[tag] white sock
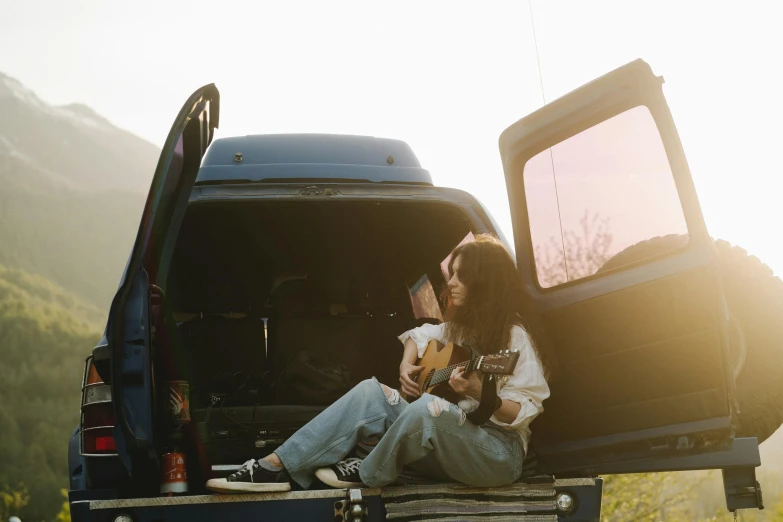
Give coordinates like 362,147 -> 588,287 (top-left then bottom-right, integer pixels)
258,458 -> 284,472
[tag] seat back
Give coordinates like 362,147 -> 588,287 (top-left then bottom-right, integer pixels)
266,276 -> 414,390
179,316 -> 266,403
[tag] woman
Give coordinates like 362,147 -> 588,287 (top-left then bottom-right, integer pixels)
206,234 -> 552,493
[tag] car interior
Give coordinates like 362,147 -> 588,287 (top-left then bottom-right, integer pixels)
154,199 -> 474,489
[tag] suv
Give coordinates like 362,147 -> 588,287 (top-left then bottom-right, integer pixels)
68,59 -> 769,521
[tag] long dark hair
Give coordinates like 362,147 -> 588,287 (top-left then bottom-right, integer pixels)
442,234 -> 555,378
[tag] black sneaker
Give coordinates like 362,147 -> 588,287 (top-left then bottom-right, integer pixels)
206,459 -> 291,494
315,458 -> 364,488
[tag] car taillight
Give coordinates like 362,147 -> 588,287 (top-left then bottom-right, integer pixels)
84,428 -> 118,453
86,361 -> 103,385
80,355 -> 117,456
82,402 -> 114,429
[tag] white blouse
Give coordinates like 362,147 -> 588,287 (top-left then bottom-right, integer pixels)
398,322 -> 550,454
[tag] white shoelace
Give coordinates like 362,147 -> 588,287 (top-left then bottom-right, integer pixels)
236,459 -> 257,481
336,458 -> 362,476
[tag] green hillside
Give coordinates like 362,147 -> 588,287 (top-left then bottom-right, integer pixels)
0,152 -> 145,313
0,72 -> 156,521
0,264 -> 102,521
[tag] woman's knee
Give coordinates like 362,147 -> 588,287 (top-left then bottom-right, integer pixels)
377,383 -> 401,405
354,378 -> 377,392
352,379 -> 400,405
403,395 -> 466,426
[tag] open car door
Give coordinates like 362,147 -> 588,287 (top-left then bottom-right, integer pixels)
106,85 -> 219,483
500,60 -> 737,474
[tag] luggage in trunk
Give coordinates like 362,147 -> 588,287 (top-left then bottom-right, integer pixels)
191,404 -> 326,474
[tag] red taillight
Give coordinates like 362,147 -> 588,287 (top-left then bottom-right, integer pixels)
83,427 -> 117,454
94,435 -> 117,452
81,356 -> 117,455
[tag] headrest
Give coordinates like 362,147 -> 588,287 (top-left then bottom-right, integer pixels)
270,278 -> 329,317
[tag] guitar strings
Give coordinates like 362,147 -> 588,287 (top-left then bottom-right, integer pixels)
427,353 -> 513,387
429,361 -> 471,386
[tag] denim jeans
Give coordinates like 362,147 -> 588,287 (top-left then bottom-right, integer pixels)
275,378 -> 524,489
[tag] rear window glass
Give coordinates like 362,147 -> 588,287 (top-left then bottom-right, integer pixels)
523,105 -> 688,288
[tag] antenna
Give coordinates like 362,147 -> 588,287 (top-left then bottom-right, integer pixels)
527,0 -> 570,281
528,0 -> 548,105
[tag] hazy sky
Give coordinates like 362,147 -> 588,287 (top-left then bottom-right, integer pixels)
1,0 -> 781,275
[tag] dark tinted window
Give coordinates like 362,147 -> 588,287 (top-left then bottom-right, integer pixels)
523,106 -> 688,288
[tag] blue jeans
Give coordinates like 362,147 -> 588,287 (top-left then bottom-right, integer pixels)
275,378 -> 524,489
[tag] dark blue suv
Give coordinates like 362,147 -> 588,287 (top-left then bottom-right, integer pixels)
68,59 -> 767,521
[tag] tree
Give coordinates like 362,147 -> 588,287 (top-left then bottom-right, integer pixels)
55,489 -> 71,522
0,485 -> 29,521
0,265 -> 102,521
534,210 -> 613,286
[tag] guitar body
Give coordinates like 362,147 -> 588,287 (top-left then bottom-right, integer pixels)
404,340 -> 472,403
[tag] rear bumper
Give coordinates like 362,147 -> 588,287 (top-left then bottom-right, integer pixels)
72,478 -> 602,521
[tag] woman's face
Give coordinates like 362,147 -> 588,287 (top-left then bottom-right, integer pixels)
447,255 -> 467,307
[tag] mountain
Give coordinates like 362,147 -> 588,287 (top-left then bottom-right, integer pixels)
0,72 -> 160,311
0,73 -> 159,193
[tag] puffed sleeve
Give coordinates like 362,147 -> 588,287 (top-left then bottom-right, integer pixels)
490,326 -> 550,430
398,322 -> 448,358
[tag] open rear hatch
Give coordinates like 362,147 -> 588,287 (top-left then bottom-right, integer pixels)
499,59 -> 740,475
104,84 -> 219,492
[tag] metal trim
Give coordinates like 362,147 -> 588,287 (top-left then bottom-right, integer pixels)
79,355 -> 118,457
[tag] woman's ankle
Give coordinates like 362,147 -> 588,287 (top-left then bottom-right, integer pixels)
264,453 -> 284,469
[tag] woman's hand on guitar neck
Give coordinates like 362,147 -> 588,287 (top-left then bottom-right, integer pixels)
449,366 -> 482,400
399,361 -> 424,398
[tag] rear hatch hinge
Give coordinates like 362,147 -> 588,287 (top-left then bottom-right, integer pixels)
334,488 -> 367,521
723,466 -> 764,513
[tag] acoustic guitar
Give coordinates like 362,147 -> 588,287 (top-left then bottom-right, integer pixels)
401,340 -> 520,403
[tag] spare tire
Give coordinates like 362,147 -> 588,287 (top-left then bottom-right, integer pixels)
598,235 -> 783,443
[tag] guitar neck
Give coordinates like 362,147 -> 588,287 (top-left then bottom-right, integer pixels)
428,359 -> 477,388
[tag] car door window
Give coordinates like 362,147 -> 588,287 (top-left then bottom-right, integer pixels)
523,105 -> 688,288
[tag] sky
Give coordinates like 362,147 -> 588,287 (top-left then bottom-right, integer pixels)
1,0 -> 782,276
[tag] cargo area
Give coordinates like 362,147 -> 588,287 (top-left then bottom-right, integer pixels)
154,198 -> 476,493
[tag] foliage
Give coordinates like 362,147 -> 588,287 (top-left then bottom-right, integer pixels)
0,264 -> 101,521
600,470 -> 783,521
533,210 -> 613,286
601,472 -> 707,521
0,485 -> 29,521
55,489 -> 71,522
